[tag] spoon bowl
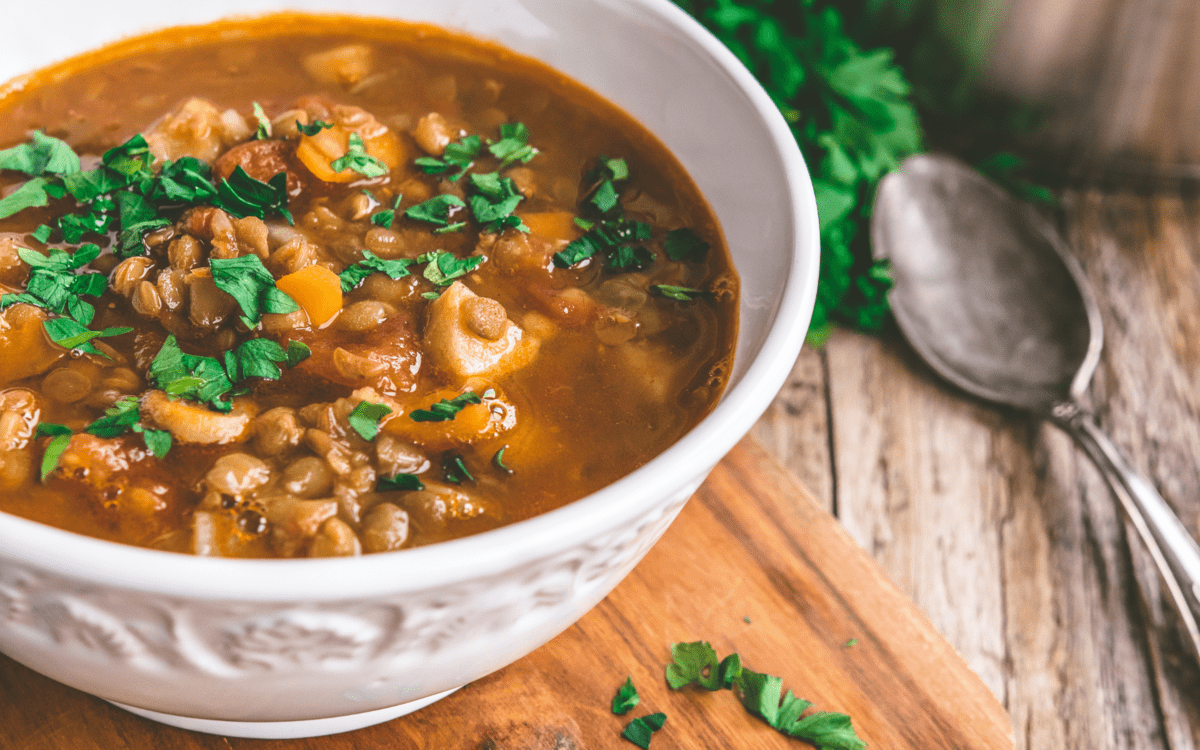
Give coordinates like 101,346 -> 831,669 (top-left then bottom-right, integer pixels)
872,153 -> 1200,664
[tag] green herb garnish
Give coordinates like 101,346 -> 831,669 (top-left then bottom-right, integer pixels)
115,191 -> 169,254
405,194 -> 466,227
414,134 -> 482,181
369,194 -> 403,229
212,166 -> 293,224
442,453 -> 474,484
612,677 -> 640,715
487,122 -> 538,168
348,401 -> 392,441
467,171 -> 527,233
0,130 -> 80,178
492,446 -> 513,475
418,249 -> 484,286
84,395 -> 172,459
43,318 -> 131,357
330,132 -> 389,179
621,713 -> 666,749
286,340 -> 312,368
0,244 -> 105,324
209,254 -> 299,328
651,285 -> 705,301
553,219 -> 651,271
664,641 -> 865,749
252,102 -> 271,140
379,473 -> 425,492
339,250 -> 414,293
36,422 -> 72,481
296,120 -> 334,136
410,391 -> 481,422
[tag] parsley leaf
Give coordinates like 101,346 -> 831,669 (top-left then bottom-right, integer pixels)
209,254 -> 298,328
0,131 -> 80,177
252,102 -> 272,140
36,422 -> 72,482
43,318 -> 131,357
665,641 -> 722,690
0,177 -> 53,221
620,713 -> 666,749
116,191 -> 169,255
415,134 -> 482,181
418,250 -> 484,286
31,224 -> 53,243
410,391 -> 481,422
231,337 -> 290,380
663,228 -> 710,261
467,172 -> 527,233
493,446 -> 513,475
149,334 -> 236,413
1,244 -> 107,325
286,340 -> 312,368
379,473 -> 424,492
84,395 -> 140,437
330,132 -> 389,178
339,250 -> 414,293
370,194 -> 403,228
612,677 -> 640,715
138,427 -> 172,459
296,120 -> 334,136
487,122 -> 538,167
664,641 -> 866,749
212,166 -> 293,224
553,219 -> 651,271
348,401 -> 392,441
148,157 -> 217,204
442,453 -> 474,484
405,194 -> 466,227
651,285 -> 705,301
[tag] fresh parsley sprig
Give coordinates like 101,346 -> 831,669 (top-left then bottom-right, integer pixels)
85,395 -> 172,458
664,641 -> 865,750
330,132 -> 389,179
148,334 -> 311,413
410,391 -> 481,422
415,134 -> 482,181
0,243 -> 106,324
209,254 -> 299,328
339,250 -> 414,293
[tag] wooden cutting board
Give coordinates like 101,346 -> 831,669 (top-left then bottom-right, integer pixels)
0,437 -> 1014,749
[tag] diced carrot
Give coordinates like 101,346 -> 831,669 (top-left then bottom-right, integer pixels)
296,123 -> 403,183
521,211 -> 582,242
276,265 -> 342,326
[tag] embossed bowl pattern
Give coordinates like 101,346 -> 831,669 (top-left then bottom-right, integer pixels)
0,0 -> 818,738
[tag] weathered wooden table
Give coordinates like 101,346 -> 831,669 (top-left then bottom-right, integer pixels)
753,188 -> 1200,749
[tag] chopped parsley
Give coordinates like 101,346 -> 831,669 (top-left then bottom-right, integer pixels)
296,120 -> 334,136
370,194 -> 403,228
379,473 -> 425,492
0,130 -> 80,178
252,102 -> 271,140
36,422 -> 72,481
843,639 -> 857,648
31,224 -> 52,243
553,219 -> 652,271
492,446 -> 513,475
42,318 -> 131,357
417,249 -> 484,286
487,122 -> 538,168
612,677 -> 640,715
145,157 -> 217,205
665,641 -> 865,749
149,334 -> 309,413
586,156 -> 629,214
0,243 -> 106,324
467,171 -> 527,233
347,401 -> 392,441
209,254 -> 299,328
414,134 -> 482,181
339,250 -> 414,293
410,391 -> 481,422
663,228 -> 709,262
651,285 -> 705,301
0,178 -> 56,222
212,166 -> 293,224
330,132 -> 389,179
620,713 -> 666,749
84,395 -> 172,459
116,191 -> 169,254
405,194 -> 466,227
442,453 -> 474,484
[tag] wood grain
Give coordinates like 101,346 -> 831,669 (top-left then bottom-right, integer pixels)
0,439 -> 1011,750
753,189 -> 1200,750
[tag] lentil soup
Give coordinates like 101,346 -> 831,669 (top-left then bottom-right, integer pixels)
0,15 -> 738,557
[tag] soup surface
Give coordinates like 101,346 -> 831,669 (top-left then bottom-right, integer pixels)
0,15 -> 737,557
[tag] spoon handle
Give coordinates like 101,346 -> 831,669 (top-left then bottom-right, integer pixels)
1053,402 -> 1200,663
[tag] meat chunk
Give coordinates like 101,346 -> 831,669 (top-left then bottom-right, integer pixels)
213,139 -> 306,195
423,281 -> 538,382
144,98 -> 252,164
141,390 -> 256,445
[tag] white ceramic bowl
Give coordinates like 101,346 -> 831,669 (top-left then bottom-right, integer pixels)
0,0 -> 818,739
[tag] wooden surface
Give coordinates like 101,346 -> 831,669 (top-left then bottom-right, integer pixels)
0,438 -> 1012,749
753,189 -> 1200,750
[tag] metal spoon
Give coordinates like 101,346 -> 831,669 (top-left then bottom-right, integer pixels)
871,153 -> 1200,663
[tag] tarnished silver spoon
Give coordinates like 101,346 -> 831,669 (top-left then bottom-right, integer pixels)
871,153 -> 1200,663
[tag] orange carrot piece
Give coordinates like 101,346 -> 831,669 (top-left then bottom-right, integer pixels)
521,211 -> 582,242
276,265 -> 342,326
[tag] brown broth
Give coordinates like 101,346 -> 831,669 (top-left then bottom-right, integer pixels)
0,15 -> 738,556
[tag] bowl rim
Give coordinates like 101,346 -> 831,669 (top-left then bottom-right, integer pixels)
0,0 -> 819,600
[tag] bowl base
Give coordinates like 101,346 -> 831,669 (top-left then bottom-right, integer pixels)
108,687 -> 461,739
